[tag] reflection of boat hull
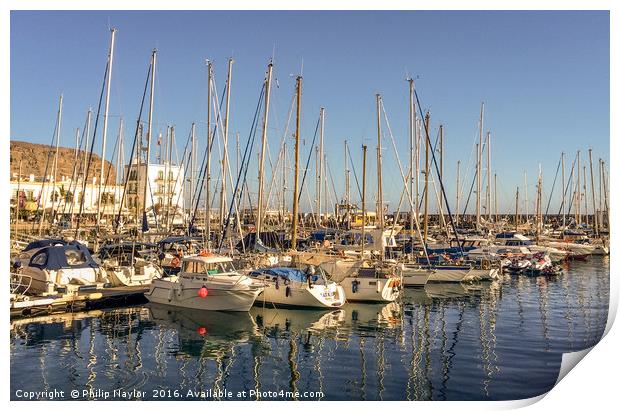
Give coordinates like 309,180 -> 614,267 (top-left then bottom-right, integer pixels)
345,301 -> 401,328
426,266 -> 471,283
250,305 -> 345,333
464,268 -> 500,281
146,303 -> 258,357
146,278 -> 263,312
424,283 -> 471,298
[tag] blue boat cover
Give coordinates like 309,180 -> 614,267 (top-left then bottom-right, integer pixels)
24,238 -> 67,252
29,242 -> 99,270
251,267 -> 319,283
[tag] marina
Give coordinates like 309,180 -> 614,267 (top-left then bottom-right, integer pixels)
9,10 -> 610,402
10,257 -> 609,400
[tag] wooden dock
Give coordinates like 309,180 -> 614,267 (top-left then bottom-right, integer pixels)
10,285 -> 149,319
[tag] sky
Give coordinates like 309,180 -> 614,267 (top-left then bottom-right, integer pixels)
10,10 -> 610,214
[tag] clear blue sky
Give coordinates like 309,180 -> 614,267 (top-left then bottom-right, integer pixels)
10,10 -> 610,214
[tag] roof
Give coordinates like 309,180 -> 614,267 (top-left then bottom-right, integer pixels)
181,254 -> 233,264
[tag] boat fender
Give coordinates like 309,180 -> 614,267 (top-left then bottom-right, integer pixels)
285,286 -> 291,297
198,286 -> 209,298
275,277 -> 279,289
168,287 -> 174,302
352,280 -> 359,293
377,280 -> 382,293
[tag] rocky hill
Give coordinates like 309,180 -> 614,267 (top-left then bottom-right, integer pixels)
10,140 -> 117,183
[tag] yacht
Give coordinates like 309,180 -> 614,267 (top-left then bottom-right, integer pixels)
16,241 -> 109,295
320,259 -> 402,302
248,266 -> 346,309
145,254 -> 263,311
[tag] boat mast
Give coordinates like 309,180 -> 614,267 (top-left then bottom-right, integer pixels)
576,150 -> 581,225
456,160 -> 461,226
439,124 -> 444,226
583,165 -> 588,227
13,158 -> 22,239
361,144 -> 367,259
536,165 -> 542,244
219,58 -> 233,243
561,152 -> 565,228
317,107 -> 325,225
256,61 -> 273,241
290,75 -> 302,251
407,78 -> 415,249
39,93 -> 63,236
524,171 -> 528,225
376,94 -> 384,231
205,60 -> 213,249
589,150 -> 598,236
189,122 -> 196,219
141,48 -> 157,239
423,111 -> 430,244
97,28 -> 117,228
494,172 -> 498,223
476,102 -> 484,231
486,131 -> 491,222
515,187 -> 519,232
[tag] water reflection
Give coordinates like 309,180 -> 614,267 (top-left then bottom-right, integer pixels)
10,258 -> 609,401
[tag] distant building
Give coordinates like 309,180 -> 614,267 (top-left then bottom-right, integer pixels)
123,161 -> 185,214
10,173 -> 123,215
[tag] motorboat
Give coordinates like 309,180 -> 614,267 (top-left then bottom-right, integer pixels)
145,254 -> 263,311
248,266 -> 346,309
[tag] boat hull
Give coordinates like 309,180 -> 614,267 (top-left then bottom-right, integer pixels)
146,279 -> 262,312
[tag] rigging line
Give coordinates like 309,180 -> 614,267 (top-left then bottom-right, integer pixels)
62,113 -> 90,217
187,79 -> 228,231
297,113 -> 321,204
114,62 -> 151,233
30,102 -> 60,231
346,143 -> 363,202
75,59 -> 109,237
561,154 -> 578,216
96,118 -> 122,230
218,87 -> 264,251
217,83 -> 265,250
460,132 -> 489,219
544,155 -> 562,216
414,89 -> 463,250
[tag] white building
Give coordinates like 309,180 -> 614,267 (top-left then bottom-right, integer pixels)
10,173 -> 123,215
123,161 -> 185,215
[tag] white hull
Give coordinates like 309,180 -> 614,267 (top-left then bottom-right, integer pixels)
339,276 -> 400,302
255,282 -> 345,308
400,266 -> 432,287
105,262 -> 162,287
146,278 -> 262,312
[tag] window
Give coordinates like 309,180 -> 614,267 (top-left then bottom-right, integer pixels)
168,171 -> 174,180
31,253 -> 47,266
65,249 -> 87,266
157,171 -> 164,180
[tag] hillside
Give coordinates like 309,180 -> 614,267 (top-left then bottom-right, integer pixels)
10,140 -> 117,183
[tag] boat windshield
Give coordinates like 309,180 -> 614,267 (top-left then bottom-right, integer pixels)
183,261 -> 236,275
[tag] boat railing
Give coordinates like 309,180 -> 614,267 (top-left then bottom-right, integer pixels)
10,272 -> 33,297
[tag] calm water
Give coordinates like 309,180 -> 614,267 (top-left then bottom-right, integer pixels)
10,257 -> 609,401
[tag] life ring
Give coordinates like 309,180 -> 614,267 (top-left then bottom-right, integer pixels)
171,256 -> 181,268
